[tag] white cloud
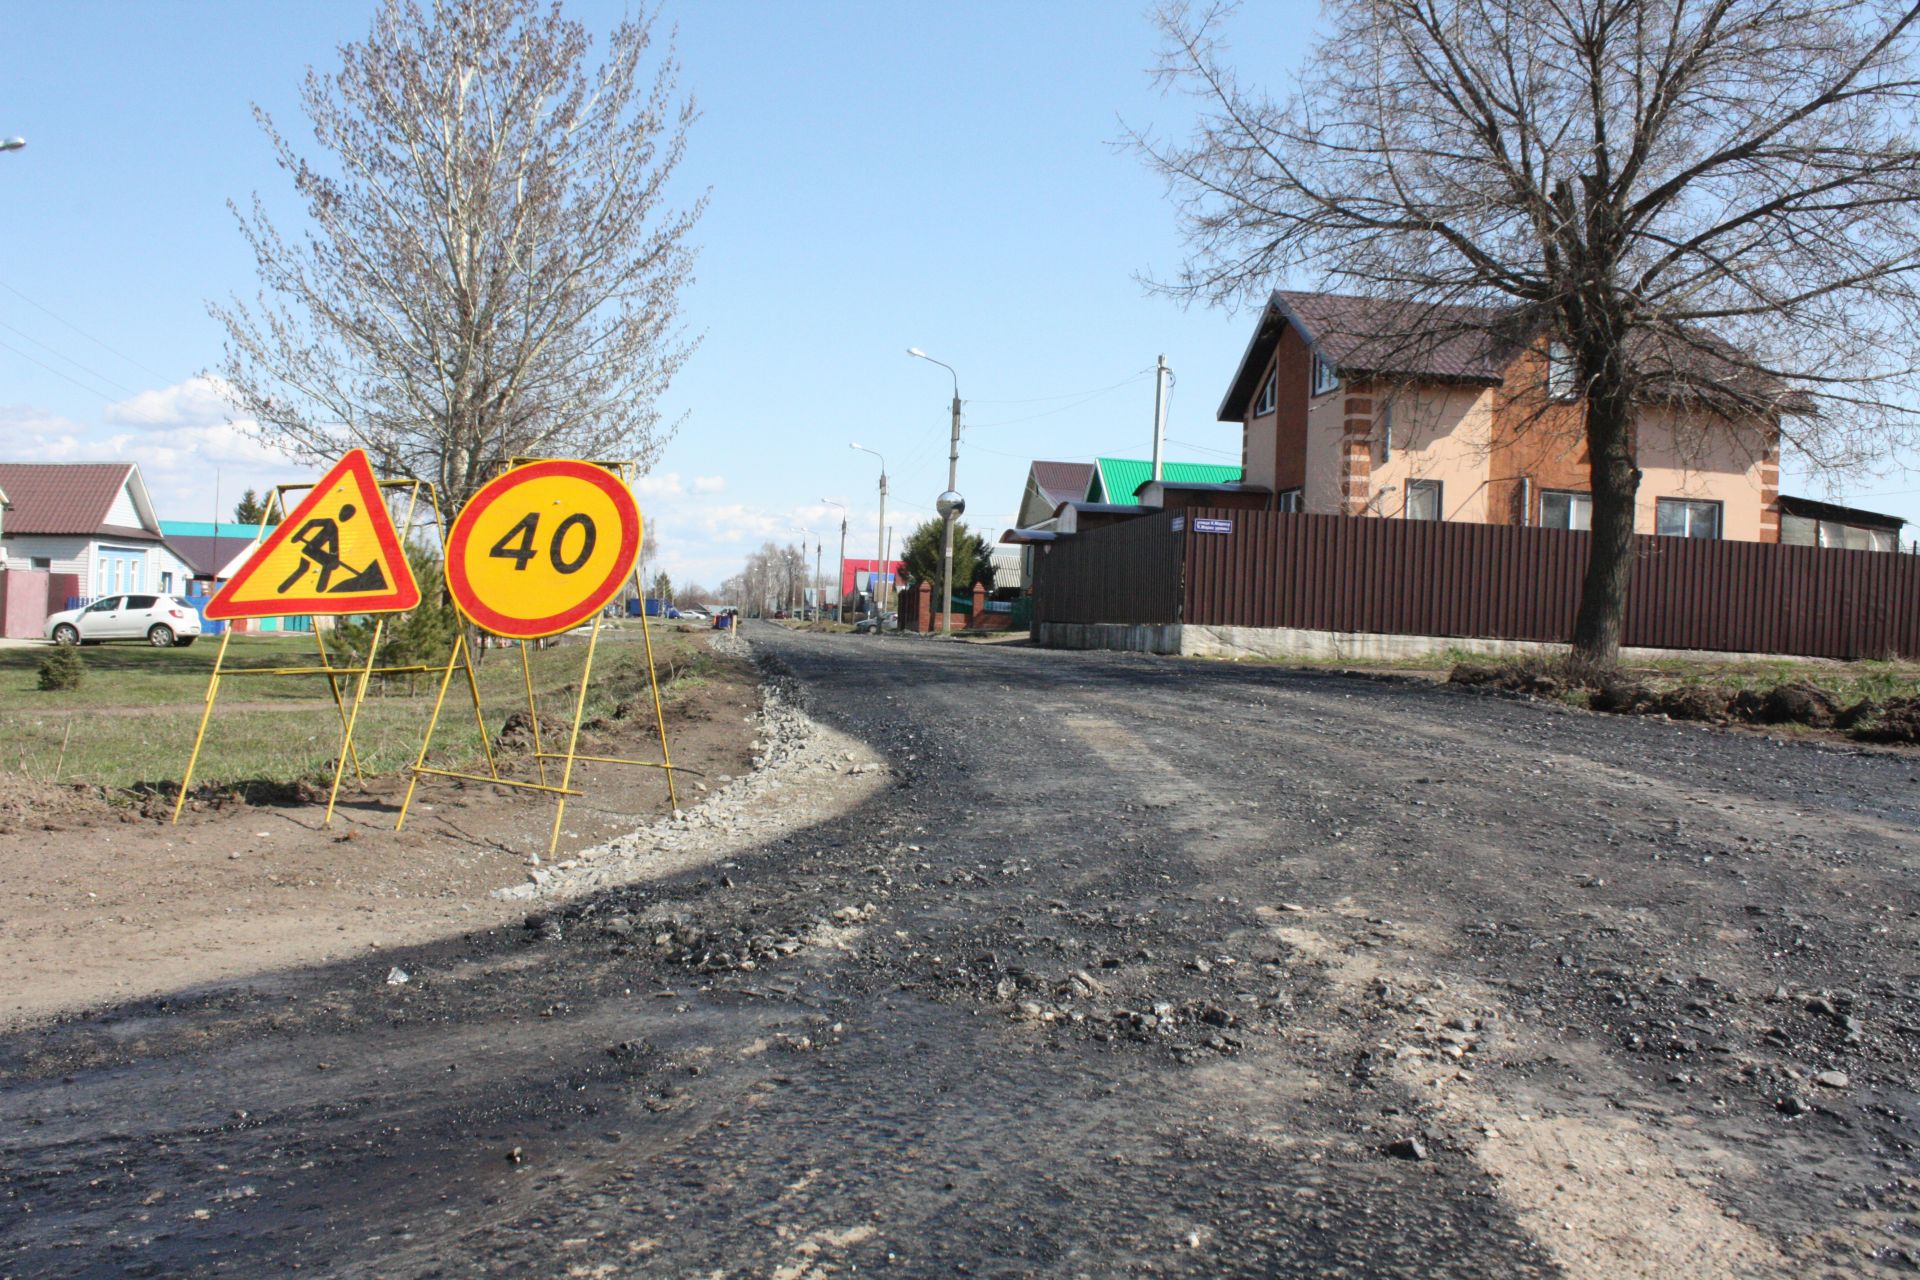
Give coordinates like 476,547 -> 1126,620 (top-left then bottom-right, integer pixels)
631,471 -> 685,498
691,474 -> 726,493
104,375 -> 242,431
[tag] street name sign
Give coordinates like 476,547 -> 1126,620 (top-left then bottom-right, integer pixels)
1193,517 -> 1235,534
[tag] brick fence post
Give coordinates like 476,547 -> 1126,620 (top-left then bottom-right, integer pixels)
915,581 -> 932,633
971,582 -> 986,628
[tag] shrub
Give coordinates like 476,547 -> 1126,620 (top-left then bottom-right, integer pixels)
37,647 -> 84,691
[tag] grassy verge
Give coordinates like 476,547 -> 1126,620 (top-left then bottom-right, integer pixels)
1448,651 -> 1920,743
0,623 -> 719,793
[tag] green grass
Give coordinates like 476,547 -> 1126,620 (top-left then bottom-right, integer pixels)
0,623 -> 714,793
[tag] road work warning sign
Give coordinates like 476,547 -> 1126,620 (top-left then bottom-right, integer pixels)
204,449 -> 421,620
445,459 -> 642,639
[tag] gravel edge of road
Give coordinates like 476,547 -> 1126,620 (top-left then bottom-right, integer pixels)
495,627 -> 891,903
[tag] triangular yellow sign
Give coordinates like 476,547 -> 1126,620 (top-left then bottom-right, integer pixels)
205,450 -> 421,620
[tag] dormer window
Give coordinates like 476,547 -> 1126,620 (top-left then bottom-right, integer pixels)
1311,354 -> 1339,396
1547,341 -> 1576,400
1254,370 -> 1277,417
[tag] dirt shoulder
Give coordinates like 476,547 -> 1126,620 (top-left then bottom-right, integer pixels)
0,631 -> 764,1029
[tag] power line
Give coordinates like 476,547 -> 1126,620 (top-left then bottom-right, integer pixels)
0,336 -> 127,402
0,279 -> 171,382
0,316 -> 140,398
969,370 -> 1154,406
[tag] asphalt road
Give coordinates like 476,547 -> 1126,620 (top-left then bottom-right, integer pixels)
5,624 -> 1917,1278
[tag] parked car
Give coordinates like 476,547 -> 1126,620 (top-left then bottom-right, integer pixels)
45,594 -> 204,648
853,611 -> 898,635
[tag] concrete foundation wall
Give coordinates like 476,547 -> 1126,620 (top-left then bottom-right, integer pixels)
1034,621 -> 1183,654
1041,618 -> 1788,666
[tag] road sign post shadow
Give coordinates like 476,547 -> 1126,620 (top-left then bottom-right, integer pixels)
396,458 -> 677,859
171,459 -> 496,828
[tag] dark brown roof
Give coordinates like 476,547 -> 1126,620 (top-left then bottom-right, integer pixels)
0,463 -> 137,535
1219,292 -> 1522,420
166,534 -> 243,576
1219,289 -> 1798,421
1030,461 -> 1095,508
1777,494 -> 1905,531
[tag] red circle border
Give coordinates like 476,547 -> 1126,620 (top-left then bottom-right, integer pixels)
446,461 -> 641,639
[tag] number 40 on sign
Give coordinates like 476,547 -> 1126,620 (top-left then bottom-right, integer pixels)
446,459 -> 643,638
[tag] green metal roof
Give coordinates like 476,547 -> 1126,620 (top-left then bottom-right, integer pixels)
1088,458 -> 1243,506
160,520 -> 277,538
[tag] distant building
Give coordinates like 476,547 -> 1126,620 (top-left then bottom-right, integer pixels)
0,462 -> 195,597
160,520 -> 278,585
1776,495 -> 1905,554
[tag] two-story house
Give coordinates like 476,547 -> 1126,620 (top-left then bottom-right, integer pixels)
1217,290 -> 1783,541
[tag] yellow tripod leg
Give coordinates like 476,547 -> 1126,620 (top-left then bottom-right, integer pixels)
313,622 -> 364,781
324,617 -> 383,827
463,631 -> 500,780
396,630 -> 464,831
636,587 -> 679,811
520,640 -> 548,787
546,615 -> 601,858
172,628 -> 233,824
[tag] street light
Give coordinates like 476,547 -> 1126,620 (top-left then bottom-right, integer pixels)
908,347 -> 963,635
850,442 -> 888,623
791,524 -> 821,619
822,498 -> 849,620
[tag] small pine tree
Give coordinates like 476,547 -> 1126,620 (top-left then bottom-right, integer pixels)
37,647 -> 84,691
650,569 -> 673,605
901,517 -> 977,595
329,540 -> 461,684
233,488 -> 270,526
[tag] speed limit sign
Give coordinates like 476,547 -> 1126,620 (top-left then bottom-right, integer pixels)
446,460 -> 643,638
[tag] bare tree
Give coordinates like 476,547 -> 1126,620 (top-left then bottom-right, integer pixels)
1140,0 -> 1920,662
212,0 -> 704,514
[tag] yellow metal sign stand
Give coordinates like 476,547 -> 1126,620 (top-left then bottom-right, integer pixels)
396,459 -> 676,858
171,478 -> 496,826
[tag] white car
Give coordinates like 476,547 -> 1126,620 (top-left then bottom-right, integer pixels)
45,594 -> 204,648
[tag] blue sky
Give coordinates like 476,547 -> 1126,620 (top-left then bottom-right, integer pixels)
2,1 -> 1914,589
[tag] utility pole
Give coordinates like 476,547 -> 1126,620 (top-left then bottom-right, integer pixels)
851,444 -> 887,627
908,348 -> 964,636
883,526 -> 894,614
813,539 -> 823,619
1151,354 -> 1171,482
823,499 -> 848,620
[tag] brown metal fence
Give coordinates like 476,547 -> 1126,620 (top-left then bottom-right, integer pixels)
1031,509 -> 1185,625
1034,507 -> 1920,660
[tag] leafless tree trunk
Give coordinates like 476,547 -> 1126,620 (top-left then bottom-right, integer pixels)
1139,0 -> 1920,663
211,0 -> 704,516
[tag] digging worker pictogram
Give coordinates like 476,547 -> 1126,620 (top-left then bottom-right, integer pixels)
276,503 -> 388,595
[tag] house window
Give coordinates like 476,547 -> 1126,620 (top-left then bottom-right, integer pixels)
1656,497 -> 1722,540
1254,370 -> 1277,417
1311,354 -> 1339,397
1547,342 -> 1576,400
1405,479 -> 1442,521
1379,401 -> 1393,462
1540,490 -> 1592,531
1276,488 -> 1304,513
29,556 -> 50,570
161,571 -> 174,591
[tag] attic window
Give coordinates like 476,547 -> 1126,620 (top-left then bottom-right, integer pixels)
1311,354 -> 1339,396
1547,342 -> 1576,400
1254,370 -> 1277,417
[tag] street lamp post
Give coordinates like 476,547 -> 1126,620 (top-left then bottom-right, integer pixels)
822,498 -> 848,620
907,348 -> 963,635
790,527 -> 813,617
850,443 -> 887,626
